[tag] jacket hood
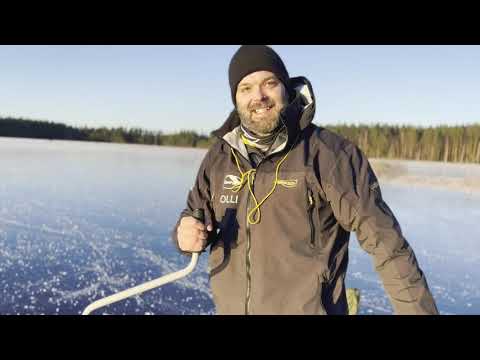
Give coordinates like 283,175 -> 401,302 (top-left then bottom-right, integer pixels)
212,76 -> 316,145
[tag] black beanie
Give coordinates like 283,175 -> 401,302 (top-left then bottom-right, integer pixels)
228,45 -> 290,105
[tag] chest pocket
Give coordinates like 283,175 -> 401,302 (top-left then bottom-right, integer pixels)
305,174 -> 337,252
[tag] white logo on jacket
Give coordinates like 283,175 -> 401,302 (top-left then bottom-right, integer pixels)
223,174 -> 242,190
219,175 -> 241,204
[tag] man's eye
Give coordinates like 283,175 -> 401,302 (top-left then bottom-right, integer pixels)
241,87 -> 250,93
266,80 -> 278,87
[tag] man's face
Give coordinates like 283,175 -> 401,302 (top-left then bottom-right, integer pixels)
235,71 -> 288,136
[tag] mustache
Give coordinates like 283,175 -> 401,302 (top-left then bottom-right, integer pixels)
248,99 -> 275,111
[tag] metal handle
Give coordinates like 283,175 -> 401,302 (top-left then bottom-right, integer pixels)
82,209 -> 205,315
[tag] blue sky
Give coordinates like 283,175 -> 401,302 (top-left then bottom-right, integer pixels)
1,45 -> 479,134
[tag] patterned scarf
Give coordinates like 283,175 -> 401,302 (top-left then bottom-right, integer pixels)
240,123 -> 285,153
239,123 -> 287,167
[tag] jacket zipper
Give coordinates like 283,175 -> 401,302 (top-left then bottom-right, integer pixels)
307,188 -> 316,249
242,153 -> 287,314
220,139 -> 254,315
245,168 -> 257,315
218,137 -> 274,315
245,192 -> 252,315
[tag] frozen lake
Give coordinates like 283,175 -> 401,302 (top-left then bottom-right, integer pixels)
1,137 -> 479,315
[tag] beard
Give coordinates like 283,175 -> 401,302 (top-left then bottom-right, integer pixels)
237,98 -> 286,136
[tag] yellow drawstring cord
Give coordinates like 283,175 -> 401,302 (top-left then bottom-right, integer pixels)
230,147 -> 296,225
240,134 -> 257,148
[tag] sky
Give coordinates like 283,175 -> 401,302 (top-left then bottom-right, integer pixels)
1,45 -> 479,134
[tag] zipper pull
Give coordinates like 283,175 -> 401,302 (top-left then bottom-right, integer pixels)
307,189 -> 314,208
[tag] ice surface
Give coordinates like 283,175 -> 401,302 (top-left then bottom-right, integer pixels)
0,137 -> 479,315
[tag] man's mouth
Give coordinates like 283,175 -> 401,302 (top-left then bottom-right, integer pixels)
251,105 -> 274,115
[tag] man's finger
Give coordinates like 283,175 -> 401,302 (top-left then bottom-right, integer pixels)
198,230 -> 208,241
191,220 -> 206,231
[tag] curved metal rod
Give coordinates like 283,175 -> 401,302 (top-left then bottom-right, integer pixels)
82,252 -> 199,315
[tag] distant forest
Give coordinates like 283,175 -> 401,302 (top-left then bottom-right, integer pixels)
1,116 -> 479,163
0,116 -> 214,148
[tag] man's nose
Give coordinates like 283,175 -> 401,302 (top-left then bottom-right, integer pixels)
252,85 -> 268,101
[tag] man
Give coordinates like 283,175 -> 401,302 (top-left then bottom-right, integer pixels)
172,45 -> 439,315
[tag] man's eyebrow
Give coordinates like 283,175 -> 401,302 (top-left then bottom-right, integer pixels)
263,76 -> 278,82
239,77 -> 278,88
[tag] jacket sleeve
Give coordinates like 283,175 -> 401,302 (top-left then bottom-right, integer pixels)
323,143 -> 439,315
171,150 -> 216,257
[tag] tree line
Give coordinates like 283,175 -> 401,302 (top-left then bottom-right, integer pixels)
0,117 -> 214,148
328,123 -> 480,163
1,116 -> 479,163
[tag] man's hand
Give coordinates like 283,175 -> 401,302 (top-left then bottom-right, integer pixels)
177,216 -> 213,253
